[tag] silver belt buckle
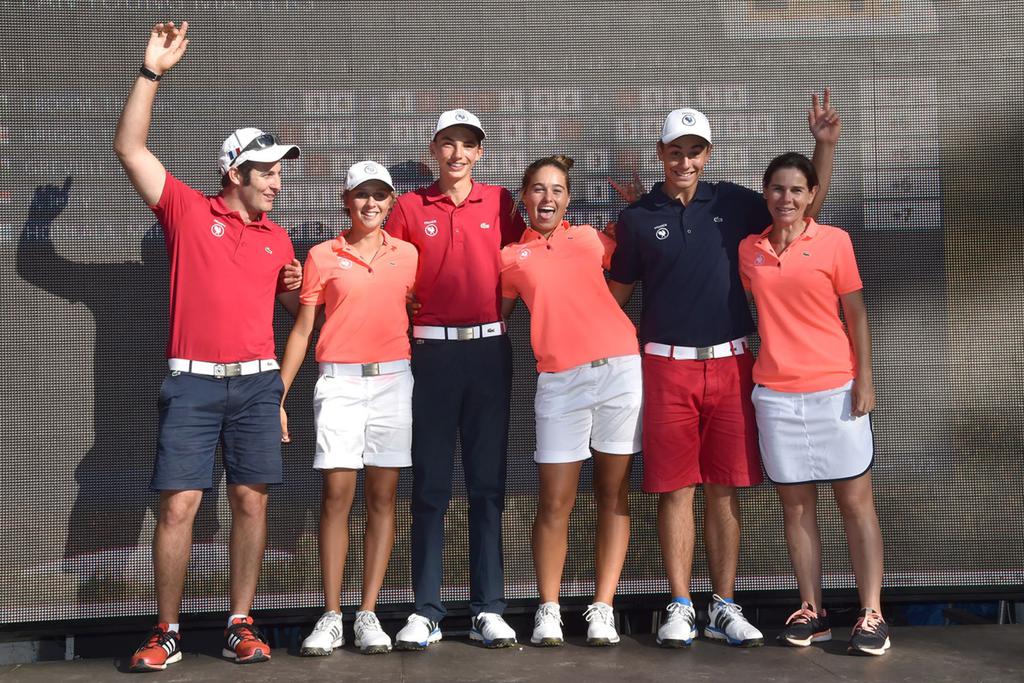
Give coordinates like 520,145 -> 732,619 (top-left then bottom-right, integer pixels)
696,346 -> 714,361
591,358 -> 609,368
361,363 -> 380,377
456,326 -> 476,341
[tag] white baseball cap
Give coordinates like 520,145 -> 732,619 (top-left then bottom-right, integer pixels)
660,108 -> 712,145
433,108 -> 486,140
345,160 -> 395,192
218,127 -> 300,175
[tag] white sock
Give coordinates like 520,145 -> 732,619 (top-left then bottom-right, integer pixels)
167,622 -> 180,634
228,613 -> 247,627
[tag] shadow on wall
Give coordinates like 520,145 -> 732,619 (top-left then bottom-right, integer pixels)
16,178 -> 222,602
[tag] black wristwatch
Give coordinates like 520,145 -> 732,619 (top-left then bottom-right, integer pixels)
139,65 -> 162,82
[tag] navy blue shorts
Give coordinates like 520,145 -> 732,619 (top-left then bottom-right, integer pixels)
151,370 -> 284,491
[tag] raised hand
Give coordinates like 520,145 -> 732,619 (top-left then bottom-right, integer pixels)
608,169 -> 646,205
808,87 -> 841,145
143,21 -> 190,76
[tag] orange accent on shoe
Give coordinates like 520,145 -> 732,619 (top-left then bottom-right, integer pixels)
129,623 -> 182,672
223,616 -> 272,664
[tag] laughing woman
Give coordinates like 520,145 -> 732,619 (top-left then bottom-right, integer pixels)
739,152 -> 889,656
500,155 -> 642,647
279,161 -> 417,656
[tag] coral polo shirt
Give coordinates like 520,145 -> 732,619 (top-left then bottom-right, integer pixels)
739,218 -> 863,393
501,221 -> 639,373
149,172 -> 295,362
385,181 -> 525,326
300,231 -> 418,363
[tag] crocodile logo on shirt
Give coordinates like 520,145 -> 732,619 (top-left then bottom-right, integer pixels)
480,222 -> 491,229
210,221 -> 226,238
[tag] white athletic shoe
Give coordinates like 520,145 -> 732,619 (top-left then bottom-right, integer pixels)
530,602 -> 564,646
704,594 -> 764,647
470,612 -> 517,648
394,614 -> 442,651
354,610 -> 392,654
300,610 -> 345,656
584,602 -> 620,646
657,601 -> 698,648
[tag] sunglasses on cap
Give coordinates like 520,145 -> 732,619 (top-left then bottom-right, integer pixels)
226,132 -> 279,167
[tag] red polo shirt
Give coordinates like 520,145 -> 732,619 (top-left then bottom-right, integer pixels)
385,181 -> 525,326
149,172 -> 295,362
300,232 -> 418,363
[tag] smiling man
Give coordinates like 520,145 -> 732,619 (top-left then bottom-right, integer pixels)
385,109 -> 526,650
608,96 -> 840,650
113,22 -> 302,672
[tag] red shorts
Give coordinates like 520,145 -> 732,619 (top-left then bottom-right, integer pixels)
641,352 -> 762,492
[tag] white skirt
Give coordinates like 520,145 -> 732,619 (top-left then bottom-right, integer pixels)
751,380 -> 873,484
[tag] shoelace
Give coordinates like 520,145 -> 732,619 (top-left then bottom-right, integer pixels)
855,610 -> 884,634
583,604 -> 614,626
664,602 -> 693,621
356,612 -> 381,631
229,620 -> 266,644
713,594 -> 745,616
536,604 -> 562,625
142,627 -> 176,650
785,604 -> 818,626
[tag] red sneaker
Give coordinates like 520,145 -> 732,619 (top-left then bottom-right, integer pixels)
129,623 -> 181,672
222,616 -> 271,664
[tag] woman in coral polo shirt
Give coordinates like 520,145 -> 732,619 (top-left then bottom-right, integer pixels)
500,155 -> 641,648
279,161 -> 417,657
739,152 -> 888,657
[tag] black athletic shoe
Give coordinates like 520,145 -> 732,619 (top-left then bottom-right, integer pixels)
848,608 -> 891,656
779,602 -> 832,647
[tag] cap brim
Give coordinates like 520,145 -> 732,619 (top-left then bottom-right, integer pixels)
235,144 -> 301,167
660,132 -> 712,145
347,177 -> 396,192
433,124 -> 486,141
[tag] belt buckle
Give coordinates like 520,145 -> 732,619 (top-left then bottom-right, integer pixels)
361,362 -> 380,377
223,363 -> 242,377
591,358 -> 609,368
456,326 -> 476,341
696,346 -> 714,361
213,363 -> 226,378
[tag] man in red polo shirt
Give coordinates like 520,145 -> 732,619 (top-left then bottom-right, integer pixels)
114,22 -> 302,672
386,109 -> 526,649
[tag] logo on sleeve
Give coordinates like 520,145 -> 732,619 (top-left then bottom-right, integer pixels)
210,221 -> 226,238
423,219 -> 439,237
713,216 -> 723,223
653,224 -> 669,240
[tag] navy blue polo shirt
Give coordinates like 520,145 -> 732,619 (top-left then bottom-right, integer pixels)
609,180 -> 771,347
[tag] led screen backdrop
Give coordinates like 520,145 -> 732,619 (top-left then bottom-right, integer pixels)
1,0 -> 1022,624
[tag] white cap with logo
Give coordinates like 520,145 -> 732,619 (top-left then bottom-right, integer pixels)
345,160 -> 395,192
218,127 -> 301,175
433,108 -> 486,140
660,108 -> 712,145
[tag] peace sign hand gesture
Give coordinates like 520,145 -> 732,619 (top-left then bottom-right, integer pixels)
143,21 -> 190,77
808,88 -> 841,145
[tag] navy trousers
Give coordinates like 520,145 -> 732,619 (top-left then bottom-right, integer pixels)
409,334 -> 512,620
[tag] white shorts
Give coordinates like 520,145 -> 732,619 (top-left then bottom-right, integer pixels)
534,354 -> 642,463
312,361 -> 413,470
752,380 -> 873,484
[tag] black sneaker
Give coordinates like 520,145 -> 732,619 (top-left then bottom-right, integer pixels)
779,602 -> 832,647
848,608 -> 891,656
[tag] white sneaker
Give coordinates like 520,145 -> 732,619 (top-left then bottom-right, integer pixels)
584,602 -> 620,646
300,610 -> 345,656
470,612 -> 517,648
394,614 -> 442,651
530,602 -> 564,646
354,610 -> 392,655
704,594 -> 764,647
657,601 -> 697,648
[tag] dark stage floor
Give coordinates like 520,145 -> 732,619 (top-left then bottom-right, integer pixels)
2,624 -> 1021,682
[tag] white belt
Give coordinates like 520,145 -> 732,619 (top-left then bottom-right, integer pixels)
168,358 -> 279,377
320,359 -> 409,378
644,338 -> 747,361
412,321 -> 506,341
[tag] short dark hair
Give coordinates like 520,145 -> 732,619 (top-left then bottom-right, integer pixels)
762,152 -> 818,190
220,160 -> 256,188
